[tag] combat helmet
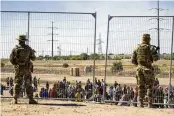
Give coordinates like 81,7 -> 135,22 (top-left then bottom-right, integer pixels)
142,34 -> 151,43
16,35 -> 28,41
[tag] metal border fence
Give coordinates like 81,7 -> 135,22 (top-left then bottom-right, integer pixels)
103,15 -> 174,107
0,11 -> 97,102
1,11 -> 174,108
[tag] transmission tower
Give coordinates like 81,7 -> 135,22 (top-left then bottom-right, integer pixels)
97,33 -> 104,54
47,21 -> 59,57
57,44 -> 62,56
149,0 -> 169,56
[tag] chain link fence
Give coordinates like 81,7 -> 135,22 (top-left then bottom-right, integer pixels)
1,11 -> 97,101
1,11 -> 174,107
103,16 -> 174,107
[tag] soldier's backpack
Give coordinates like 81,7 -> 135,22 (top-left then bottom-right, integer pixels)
136,44 -> 152,64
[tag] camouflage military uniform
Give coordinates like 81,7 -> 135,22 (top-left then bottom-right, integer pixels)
132,34 -> 159,108
9,35 -> 37,104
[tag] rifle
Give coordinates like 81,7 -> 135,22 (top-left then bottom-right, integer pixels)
150,45 -> 160,52
150,45 -> 160,61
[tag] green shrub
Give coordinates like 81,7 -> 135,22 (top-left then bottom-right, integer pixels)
110,61 -> 123,73
62,63 -> 69,68
114,56 -> 122,60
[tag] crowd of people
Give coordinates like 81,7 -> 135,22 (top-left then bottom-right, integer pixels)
1,76 -> 174,108
36,77 -> 174,108
37,77 -> 91,102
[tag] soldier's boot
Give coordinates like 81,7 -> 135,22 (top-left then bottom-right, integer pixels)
29,99 -> 38,104
14,97 -> 18,104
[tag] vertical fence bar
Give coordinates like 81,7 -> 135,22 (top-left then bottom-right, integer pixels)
52,21 -> 54,57
103,15 -> 110,101
27,12 -> 30,45
157,1 -> 160,57
92,12 -> 97,102
168,16 -> 174,106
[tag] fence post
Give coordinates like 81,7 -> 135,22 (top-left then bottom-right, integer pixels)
168,16 -> 174,106
103,15 -> 111,102
92,12 -> 97,102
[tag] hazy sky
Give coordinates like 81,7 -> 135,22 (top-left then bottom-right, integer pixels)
1,1 -> 174,58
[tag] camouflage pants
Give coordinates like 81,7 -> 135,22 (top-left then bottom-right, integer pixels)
136,66 -> 155,105
14,65 -> 33,100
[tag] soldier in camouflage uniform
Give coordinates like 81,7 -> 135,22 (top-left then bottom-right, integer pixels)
10,35 -> 37,104
132,34 -> 159,108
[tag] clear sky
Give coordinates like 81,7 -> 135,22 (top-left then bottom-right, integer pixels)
1,1 -> 174,58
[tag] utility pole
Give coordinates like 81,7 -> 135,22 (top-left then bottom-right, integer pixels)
149,0 -> 169,57
47,21 -> 58,57
157,0 -> 160,56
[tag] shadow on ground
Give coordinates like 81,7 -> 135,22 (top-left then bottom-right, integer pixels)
38,103 -> 86,107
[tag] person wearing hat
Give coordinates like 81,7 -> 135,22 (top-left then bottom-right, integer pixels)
131,34 -> 159,108
10,35 -> 37,104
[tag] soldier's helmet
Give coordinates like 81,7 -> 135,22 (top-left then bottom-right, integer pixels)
16,35 -> 28,41
142,34 -> 151,43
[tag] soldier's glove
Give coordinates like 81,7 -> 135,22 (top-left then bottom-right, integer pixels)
156,46 -> 160,50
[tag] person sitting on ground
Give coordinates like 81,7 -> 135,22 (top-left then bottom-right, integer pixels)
39,88 -> 44,98
50,84 -> 57,98
40,88 -> 49,98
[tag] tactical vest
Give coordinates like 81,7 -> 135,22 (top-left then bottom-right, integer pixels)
15,45 -> 30,65
136,44 -> 152,66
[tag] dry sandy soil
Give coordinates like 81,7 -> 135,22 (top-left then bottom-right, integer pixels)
1,73 -> 174,86
1,98 -> 174,116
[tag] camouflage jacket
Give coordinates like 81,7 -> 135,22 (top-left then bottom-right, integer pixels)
132,44 -> 159,67
10,44 -> 36,66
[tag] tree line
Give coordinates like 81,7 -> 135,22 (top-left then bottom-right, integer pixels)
36,53 -> 132,60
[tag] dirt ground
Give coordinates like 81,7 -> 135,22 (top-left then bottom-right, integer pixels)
1,73 -> 174,87
1,98 -> 174,116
